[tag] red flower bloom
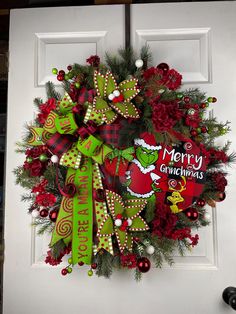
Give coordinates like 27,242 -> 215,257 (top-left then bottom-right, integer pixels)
210,172 -> 227,192
120,253 -> 137,269
32,179 -> 48,194
35,193 -> 57,207
24,159 -> 45,177
185,112 -> 201,128
164,69 -> 182,90
45,244 -> 71,266
171,228 -> 199,247
152,101 -> 183,132
86,55 -> 100,67
208,148 -> 229,163
143,67 -> 160,80
152,203 -> 178,237
37,98 -> 56,124
25,146 -> 48,158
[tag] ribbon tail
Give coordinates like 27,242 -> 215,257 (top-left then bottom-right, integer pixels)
72,157 -> 93,265
50,168 -> 74,247
92,162 -> 114,256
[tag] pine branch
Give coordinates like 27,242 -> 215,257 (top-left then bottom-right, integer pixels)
45,81 -> 61,100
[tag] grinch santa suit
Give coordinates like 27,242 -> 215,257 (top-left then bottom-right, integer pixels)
126,133 -> 162,199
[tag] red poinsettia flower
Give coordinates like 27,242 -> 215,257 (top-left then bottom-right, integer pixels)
35,193 -> 57,207
32,179 -> 48,194
185,111 -> 201,128
210,172 -> 228,192
152,203 -> 178,237
24,159 -> 45,177
208,148 -> 229,163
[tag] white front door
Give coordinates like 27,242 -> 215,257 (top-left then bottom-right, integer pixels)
4,2 -> 236,314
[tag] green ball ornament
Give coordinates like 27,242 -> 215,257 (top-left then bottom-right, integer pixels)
205,102 -> 209,107
26,157 -> 33,163
68,72 -> 74,79
67,267 -> 73,274
39,154 -> 48,162
68,257 -> 73,265
75,82 -> 80,89
197,127 -> 202,134
52,68 -> 58,75
176,92 -> 183,100
221,128 -> 227,135
64,74 -> 69,81
207,97 -> 213,103
88,269 -> 93,277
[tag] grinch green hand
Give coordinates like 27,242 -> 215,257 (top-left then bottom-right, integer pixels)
93,70 -> 140,124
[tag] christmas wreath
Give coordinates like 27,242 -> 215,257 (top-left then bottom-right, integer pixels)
14,48 -> 235,280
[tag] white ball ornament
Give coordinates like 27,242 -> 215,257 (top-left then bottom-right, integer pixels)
204,212 -> 211,222
127,218 -> 132,226
51,155 -> 59,163
146,245 -> 155,255
108,93 -> 115,101
114,219 -> 122,227
135,59 -> 144,68
31,209 -> 40,218
113,90 -> 120,97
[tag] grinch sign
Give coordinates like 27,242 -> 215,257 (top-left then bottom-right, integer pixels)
125,132 -> 206,213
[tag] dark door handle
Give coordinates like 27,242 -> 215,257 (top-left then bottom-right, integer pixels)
223,287 -> 236,310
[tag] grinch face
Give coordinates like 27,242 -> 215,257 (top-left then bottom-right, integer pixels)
136,146 -> 159,167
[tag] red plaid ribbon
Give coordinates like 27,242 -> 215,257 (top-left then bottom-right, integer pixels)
46,133 -> 75,157
99,124 -> 120,147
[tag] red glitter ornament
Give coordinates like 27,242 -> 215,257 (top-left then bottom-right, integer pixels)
196,199 -> 206,207
156,62 -> 169,74
61,268 -> 68,276
39,209 -> 48,218
185,208 -> 199,221
49,209 -> 58,222
215,192 -> 226,202
137,257 -> 151,273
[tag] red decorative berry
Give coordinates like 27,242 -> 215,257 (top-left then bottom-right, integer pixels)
91,263 -> 98,269
190,130 -> 198,137
116,214 -> 123,220
122,220 -> 128,228
137,257 -> 151,273
200,103 -> 206,109
184,96 -> 191,103
67,65 -> 72,71
120,225 -> 127,232
40,209 -> 48,218
194,104 -> 199,109
197,199 -> 206,207
212,97 -> 217,103
49,209 -> 58,222
185,207 -> 199,221
78,261 -> 84,266
61,268 -> 68,276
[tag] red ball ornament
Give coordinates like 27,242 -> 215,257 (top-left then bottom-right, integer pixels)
184,96 -> 191,103
78,261 -> 84,266
185,207 -> 199,221
137,257 -> 151,273
91,263 -> 98,270
39,209 -> 48,218
216,192 -> 226,202
157,63 -> 169,75
201,126 -> 208,133
61,268 -> 68,276
57,74 -> 64,81
212,97 -> 217,103
193,104 -> 199,109
67,65 -> 72,71
200,103 -> 207,109
196,199 -> 206,207
49,209 -> 58,222
58,70 -> 65,76
190,129 -> 198,137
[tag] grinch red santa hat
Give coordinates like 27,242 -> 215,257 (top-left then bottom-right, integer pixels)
134,132 -> 162,151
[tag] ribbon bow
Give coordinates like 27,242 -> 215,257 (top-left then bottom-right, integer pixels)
107,147 -> 135,175
93,70 -> 140,124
